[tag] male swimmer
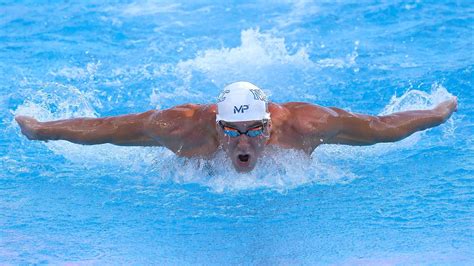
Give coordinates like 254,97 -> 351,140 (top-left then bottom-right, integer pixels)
16,81 -> 457,172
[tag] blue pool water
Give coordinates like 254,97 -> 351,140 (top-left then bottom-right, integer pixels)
1,0 -> 473,264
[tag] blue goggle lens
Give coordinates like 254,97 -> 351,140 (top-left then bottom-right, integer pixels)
221,124 -> 265,138
246,129 -> 264,137
223,129 -> 241,137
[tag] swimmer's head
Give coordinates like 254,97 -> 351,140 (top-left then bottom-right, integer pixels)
215,82 -> 271,173
216,81 -> 270,123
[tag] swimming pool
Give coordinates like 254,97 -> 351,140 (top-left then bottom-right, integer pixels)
1,0 -> 473,264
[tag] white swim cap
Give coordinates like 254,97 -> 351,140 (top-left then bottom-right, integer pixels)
216,81 -> 271,122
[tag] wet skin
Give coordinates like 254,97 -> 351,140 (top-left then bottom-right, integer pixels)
217,120 -> 271,173
15,97 -> 458,173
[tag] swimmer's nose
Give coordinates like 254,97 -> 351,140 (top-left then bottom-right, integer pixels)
236,134 -> 251,149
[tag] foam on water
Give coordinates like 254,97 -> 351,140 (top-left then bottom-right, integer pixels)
49,62 -> 102,81
381,83 -> 454,115
176,28 -> 312,88
151,148 -> 358,193
14,83 -> 98,121
176,28 -> 359,86
168,27 -> 362,108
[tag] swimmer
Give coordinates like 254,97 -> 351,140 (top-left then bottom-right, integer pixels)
15,81 -> 458,172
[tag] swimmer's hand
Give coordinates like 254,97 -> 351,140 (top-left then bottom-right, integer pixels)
433,96 -> 458,122
15,115 -> 45,140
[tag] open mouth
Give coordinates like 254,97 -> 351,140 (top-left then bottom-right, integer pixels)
238,154 -> 250,162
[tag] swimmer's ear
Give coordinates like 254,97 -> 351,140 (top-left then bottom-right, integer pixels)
263,119 -> 272,138
266,119 -> 272,130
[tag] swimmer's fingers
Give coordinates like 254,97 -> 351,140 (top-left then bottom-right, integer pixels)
440,96 -> 458,111
449,96 -> 458,112
15,115 -> 42,140
434,96 -> 458,122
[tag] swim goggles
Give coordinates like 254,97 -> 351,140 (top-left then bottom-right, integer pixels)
219,121 -> 267,138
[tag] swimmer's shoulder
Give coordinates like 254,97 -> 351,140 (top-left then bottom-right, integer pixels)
149,103 -> 216,120
145,103 -> 218,156
270,102 -> 337,120
270,102 -> 339,135
146,103 -> 217,135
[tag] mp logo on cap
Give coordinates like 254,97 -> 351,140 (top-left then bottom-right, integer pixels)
234,105 -> 249,114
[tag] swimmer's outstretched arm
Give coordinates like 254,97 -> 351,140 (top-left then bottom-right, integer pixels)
15,111 -> 161,146
324,97 -> 458,145
15,104 -> 216,151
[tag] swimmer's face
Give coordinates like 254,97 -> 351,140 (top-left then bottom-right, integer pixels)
217,120 -> 271,173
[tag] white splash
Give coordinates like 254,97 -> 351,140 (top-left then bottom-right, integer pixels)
175,28 -> 312,88
49,62 -> 101,80
14,83 -> 98,121
151,149 -> 360,193
175,28 -> 360,90
380,83 -> 453,115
